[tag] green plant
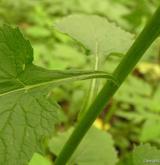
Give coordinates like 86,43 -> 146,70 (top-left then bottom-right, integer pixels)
54,6 -> 160,165
0,4 -> 160,165
0,25 -> 114,165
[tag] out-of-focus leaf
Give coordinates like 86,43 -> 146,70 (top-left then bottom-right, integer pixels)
26,26 -> 51,38
49,127 -> 118,165
55,14 -> 134,56
117,144 -> 160,165
116,153 -> 133,165
29,153 -> 52,165
140,119 -> 160,142
133,144 -> 160,165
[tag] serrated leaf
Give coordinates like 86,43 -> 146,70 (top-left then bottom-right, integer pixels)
55,14 -> 134,56
117,144 -> 160,165
49,127 -> 118,165
0,25 -> 115,165
133,144 -> 160,165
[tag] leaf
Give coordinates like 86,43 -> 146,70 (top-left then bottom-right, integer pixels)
52,44 -> 86,69
140,119 -> 160,142
26,26 -> 51,38
117,144 -> 160,165
116,153 -> 133,165
115,75 -> 152,108
55,14 -> 134,56
49,127 -> 118,165
132,144 -> 160,165
29,153 -> 52,165
0,25 -> 115,165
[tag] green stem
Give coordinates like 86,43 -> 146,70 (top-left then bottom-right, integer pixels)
79,42 -> 100,118
89,45 -> 99,106
55,6 -> 160,165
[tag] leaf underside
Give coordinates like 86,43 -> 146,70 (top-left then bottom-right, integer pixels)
55,14 -> 134,56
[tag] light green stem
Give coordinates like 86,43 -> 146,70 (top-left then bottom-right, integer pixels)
89,45 -> 99,103
79,42 -> 100,118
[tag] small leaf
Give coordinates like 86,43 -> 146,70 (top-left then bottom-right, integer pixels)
55,14 -> 134,56
49,127 -> 118,165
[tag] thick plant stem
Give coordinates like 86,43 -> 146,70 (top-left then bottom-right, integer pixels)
55,6 -> 160,165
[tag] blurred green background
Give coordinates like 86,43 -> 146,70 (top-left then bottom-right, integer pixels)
1,0 -> 160,162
